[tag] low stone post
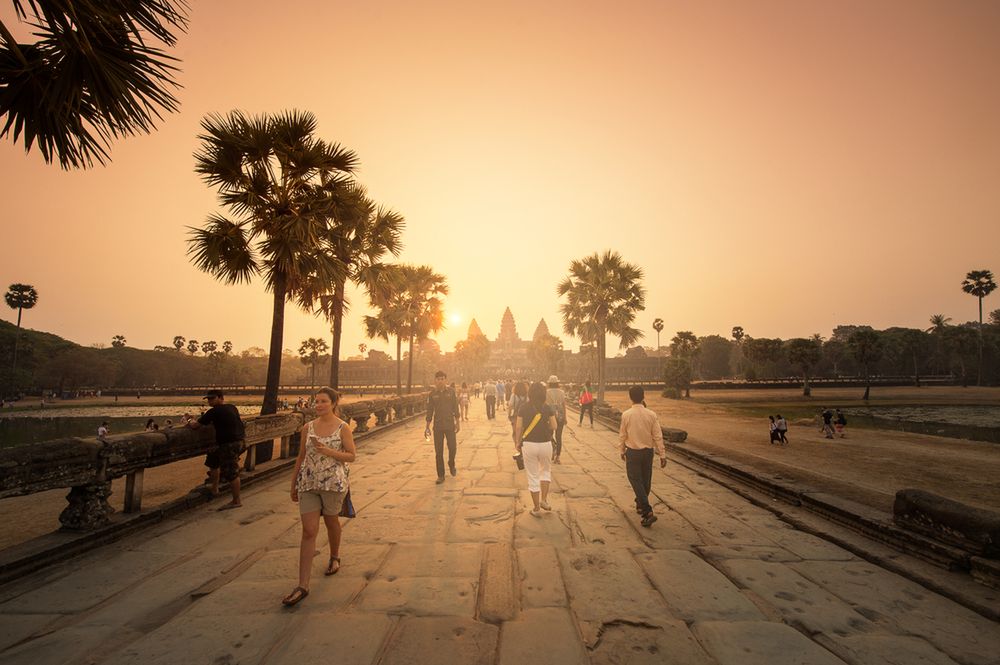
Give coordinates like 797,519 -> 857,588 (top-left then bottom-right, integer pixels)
124,469 -> 144,514
352,411 -> 372,433
244,443 -> 257,472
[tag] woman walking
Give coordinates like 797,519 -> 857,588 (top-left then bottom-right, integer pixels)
282,387 -> 356,606
458,382 -> 471,421
515,382 -> 558,516
508,381 -> 528,445
545,375 -> 567,464
578,381 -> 595,427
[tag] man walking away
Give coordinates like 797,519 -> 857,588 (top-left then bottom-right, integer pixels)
484,379 -> 497,419
425,371 -> 461,484
188,389 -> 246,510
821,408 -> 835,439
619,386 -> 667,528
496,380 -> 506,412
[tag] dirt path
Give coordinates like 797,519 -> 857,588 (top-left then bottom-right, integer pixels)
602,389 -> 1000,514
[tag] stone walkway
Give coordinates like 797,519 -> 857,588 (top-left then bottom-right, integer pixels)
0,404 -> 997,664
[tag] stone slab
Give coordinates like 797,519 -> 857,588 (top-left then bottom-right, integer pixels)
185,577 -> 367,617
692,620 -> 848,664
353,576 -> 478,616
822,634 -> 962,665
514,493 -> 573,549
517,546 -> 567,608
567,497 -> 643,547
590,619 -> 716,665
557,546 -> 674,646
477,542 -> 517,623
267,612 -> 395,665
498,608 -> 587,664
344,512 -> 452,544
447,495 -> 514,543
379,542 -> 483,579
0,614 -> 61,652
791,560 -> 1000,665
100,611 -> 293,665
379,615 -> 498,665
696,544 -> 803,563
635,549 -> 765,622
714,559 -> 875,637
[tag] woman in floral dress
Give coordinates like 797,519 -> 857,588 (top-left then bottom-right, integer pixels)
282,387 -> 357,606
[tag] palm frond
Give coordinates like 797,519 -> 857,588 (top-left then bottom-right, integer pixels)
185,214 -> 257,284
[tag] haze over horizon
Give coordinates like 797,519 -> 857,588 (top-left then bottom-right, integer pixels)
2,1 -> 999,358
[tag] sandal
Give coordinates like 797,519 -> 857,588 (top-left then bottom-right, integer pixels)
325,555 -> 341,576
281,586 -> 309,606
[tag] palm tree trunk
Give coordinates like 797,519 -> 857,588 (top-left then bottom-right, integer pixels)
328,279 -> 346,389
11,306 -> 23,377
912,352 -> 921,387
803,370 -> 811,397
261,272 -> 286,416
406,333 -> 415,394
396,336 -> 403,396
977,296 -> 983,386
862,365 -> 870,401
597,331 -> 606,403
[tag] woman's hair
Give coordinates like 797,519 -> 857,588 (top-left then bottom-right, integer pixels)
315,386 -> 340,410
461,382 -> 468,389
528,381 -> 547,409
145,418 -> 154,427
513,381 -> 528,398
769,415 -> 775,422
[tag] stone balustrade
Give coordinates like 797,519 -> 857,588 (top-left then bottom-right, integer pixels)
0,393 -> 429,532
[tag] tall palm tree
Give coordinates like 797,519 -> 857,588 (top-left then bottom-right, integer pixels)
4,283 -> 38,379
187,109 -> 357,415
557,251 -> 646,402
172,335 -> 185,352
652,318 -> 664,352
298,337 -> 328,391
0,0 -> 189,168
363,302 -> 407,396
731,326 -> 745,344
848,329 -> 883,400
398,265 -> 448,393
961,269 -> 997,386
301,183 -> 403,389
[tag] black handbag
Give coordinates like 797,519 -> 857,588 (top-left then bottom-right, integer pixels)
339,489 -> 356,518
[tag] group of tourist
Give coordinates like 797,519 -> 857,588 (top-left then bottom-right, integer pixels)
821,408 -> 848,438
182,376 -> 669,608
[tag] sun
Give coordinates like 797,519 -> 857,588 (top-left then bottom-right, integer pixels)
448,312 -> 462,326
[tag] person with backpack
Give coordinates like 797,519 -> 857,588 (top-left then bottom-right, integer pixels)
578,380 -> 595,427
515,382 -> 558,516
545,375 -> 567,464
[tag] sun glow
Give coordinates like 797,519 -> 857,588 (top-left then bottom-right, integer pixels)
448,312 -> 462,326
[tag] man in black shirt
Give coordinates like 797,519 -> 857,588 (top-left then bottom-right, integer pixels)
188,389 -> 246,509
425,370 -> 461,484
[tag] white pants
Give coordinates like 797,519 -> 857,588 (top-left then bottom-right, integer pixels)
522,440 -> 552,492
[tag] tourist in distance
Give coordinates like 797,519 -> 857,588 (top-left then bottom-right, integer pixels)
504,380 -> 513,410
508,381 -> 528,446
186,389 -> 246,510
496,379 -> 506,413
425,370 -> 461,484
820,407 -> 835,439
484,379 -> 497,419
515,381 -> 558,516
458,381 -> 471,421
578,380 -> 595,427
97,421 -> 109,439
473,381 -> 481,399
282,387 -> 356,607
835,409 -> 848,438
619,386 -> 667,528
144,418 -> 156,432
775,414 -> 789,445
768,416 -> 781,444
545,375 -> 568,464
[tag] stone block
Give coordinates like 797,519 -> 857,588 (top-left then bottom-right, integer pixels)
353,576 -> 478,616
498,608 -> 586,664
894,488 -> 1000,556
516,546 -> 567,608
477,542 -> 517,623
379,616 -> 498,665
691,620 -> 847,665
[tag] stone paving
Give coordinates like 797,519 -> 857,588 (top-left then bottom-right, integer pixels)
0,404 -> 998,664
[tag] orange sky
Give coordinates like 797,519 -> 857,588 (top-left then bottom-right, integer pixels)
2,1 -> 999,359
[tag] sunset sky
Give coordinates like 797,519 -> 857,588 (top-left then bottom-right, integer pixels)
2,1 -> 999,359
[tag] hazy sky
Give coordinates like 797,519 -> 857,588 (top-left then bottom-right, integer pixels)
2,0 -> 999,358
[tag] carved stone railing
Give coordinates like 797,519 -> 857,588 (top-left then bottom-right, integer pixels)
0,393 -> 429,531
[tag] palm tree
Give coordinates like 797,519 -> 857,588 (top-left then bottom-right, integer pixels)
926,314 -> 952,334
652,318 -> 664,352
358,343 -> 367,357
222,340 -> 233,355
961,269 -> 997,386
111,335 -> 127,348
558,251 -> 646,402
187,339 -> 199,355
298,338 -> 328,391
848,329 -> 883,400
731,326 -> 745,344
0,1 -> 189,168
201,340 -> 217,355
187,110 -> 357,415
398,265 -> 448,393
302,183 -> 403,389
172,335 -> 185,352
363,302 -> 407,395
5,283 -> 38,380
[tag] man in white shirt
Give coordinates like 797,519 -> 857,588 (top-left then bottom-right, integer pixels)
483,380 -> 497,419
618,386 -> 667,527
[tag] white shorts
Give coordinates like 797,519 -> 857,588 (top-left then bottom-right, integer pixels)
521,440 -> 552,492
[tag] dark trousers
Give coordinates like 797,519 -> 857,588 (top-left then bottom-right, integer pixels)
486,395 -> 496,419
625,447 -> 654,515
434,428 -> 457,479
552,420 -> 565,457
579,402 -> 594,425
